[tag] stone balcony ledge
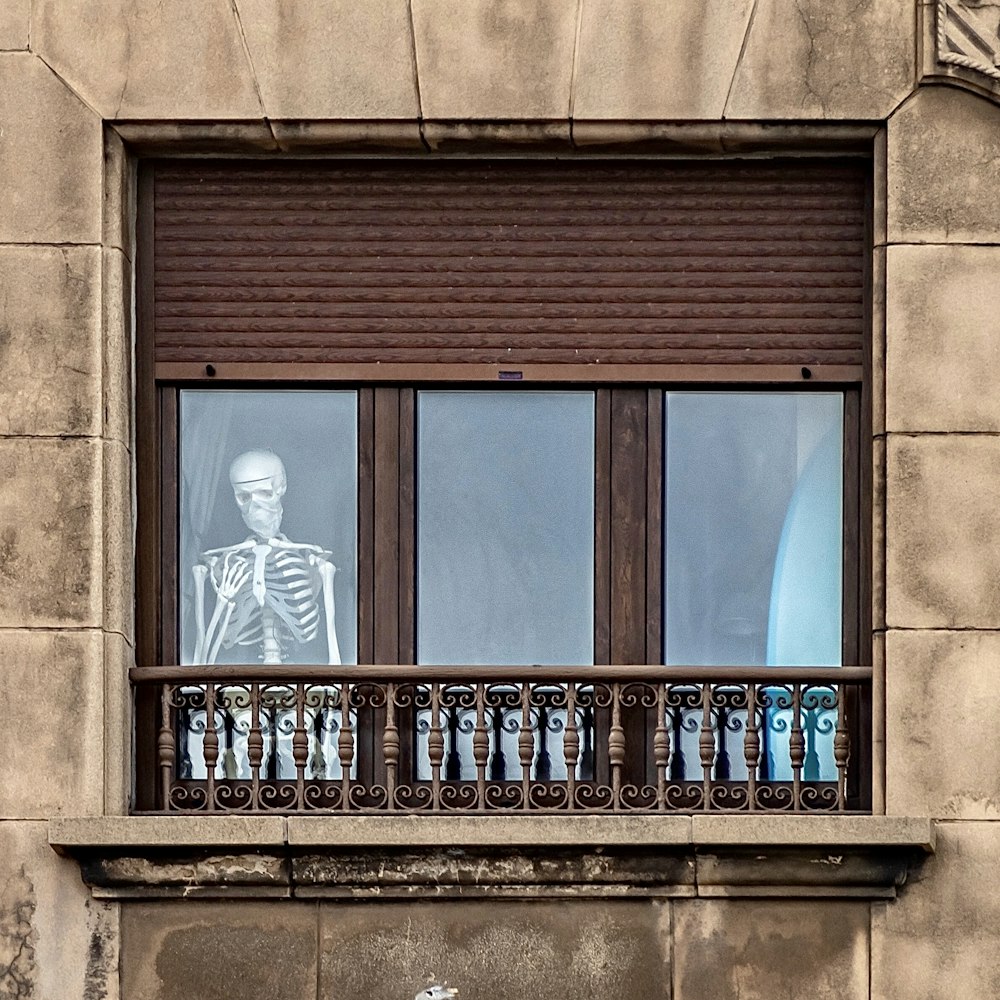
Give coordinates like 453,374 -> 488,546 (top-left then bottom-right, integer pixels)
50,815 -> 934,902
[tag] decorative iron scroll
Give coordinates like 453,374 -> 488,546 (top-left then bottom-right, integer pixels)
938,0 -> 1000,81
136,665 -> 871,814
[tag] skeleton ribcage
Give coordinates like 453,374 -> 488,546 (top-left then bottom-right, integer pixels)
214,549 -> 323,652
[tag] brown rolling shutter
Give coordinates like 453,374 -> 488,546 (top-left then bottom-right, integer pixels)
151,159 -> 866,373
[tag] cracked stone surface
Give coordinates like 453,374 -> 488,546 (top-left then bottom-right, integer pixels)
725,0 -> 914,118
233,0 -> 418,120
888,86 -> 1000,243
0,53 -> 102,244
411,0 -> 579,119
574,0 -> 755,119
0,824 -> 114,1000
886,434 -> 1000,629
32,0 -> 260,119
0,247 -> 102,438
0,865 -> 35,999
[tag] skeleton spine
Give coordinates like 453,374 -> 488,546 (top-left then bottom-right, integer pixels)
260,605 -> 282,664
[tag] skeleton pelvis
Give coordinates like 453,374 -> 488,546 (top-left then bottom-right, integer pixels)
212,549 -> 323,649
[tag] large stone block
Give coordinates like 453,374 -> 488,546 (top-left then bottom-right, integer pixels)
888,87 -> 1000,243
885,629 -> 1000,818
412,0 -> 578,119
873,435 -> 886,632
0,0 -> 28,50
574,0 -> 754,119
0,631 -> 103,817
725,0 -> 914,119
121,901 -> 317,1000
886,435 -> 1000,628
0,438 -> 102,628
234,0 -> 418,119
32,0 -> 261,120
872,822 -> 1000,999
103,440 -> 133,643
319,900 -> 670,999
104,130 -> 135,260
673,899 -> 868,999
0,246 -> 102,438
103,248 -> 133,449
886,245 -> 1000,432
0,821 -> 117,1000
103,631 -> 134,815
0,53 -> 102,244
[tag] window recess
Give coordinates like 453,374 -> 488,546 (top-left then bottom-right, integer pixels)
134,157 -> 872,814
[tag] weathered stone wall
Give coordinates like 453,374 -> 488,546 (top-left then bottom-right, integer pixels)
2,0 -> 999,997
876,83 -> 1000,1000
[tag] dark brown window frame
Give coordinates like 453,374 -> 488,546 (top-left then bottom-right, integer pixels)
133,157 -> 873,812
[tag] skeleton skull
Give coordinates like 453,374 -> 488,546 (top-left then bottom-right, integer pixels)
229,449 -> 286,539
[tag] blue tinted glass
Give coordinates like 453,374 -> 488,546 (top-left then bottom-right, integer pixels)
664,392 -> 843,667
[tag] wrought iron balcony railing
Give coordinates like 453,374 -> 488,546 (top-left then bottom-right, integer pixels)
131,665 -> 872,814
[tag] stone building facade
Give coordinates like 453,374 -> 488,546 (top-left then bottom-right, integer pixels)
1,1 -> 999,997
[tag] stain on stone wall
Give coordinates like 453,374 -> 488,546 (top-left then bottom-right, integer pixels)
0,866 -> 36,999
83,901 -> 117,1000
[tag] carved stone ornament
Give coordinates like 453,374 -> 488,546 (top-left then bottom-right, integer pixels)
938,0 -> 1000,81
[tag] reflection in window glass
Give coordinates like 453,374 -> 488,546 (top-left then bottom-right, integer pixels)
179,390 -> 357,666
417,391 -> 595,666
664,392 -> 842,667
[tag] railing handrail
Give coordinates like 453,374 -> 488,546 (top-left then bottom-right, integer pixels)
131,664 -> 872,685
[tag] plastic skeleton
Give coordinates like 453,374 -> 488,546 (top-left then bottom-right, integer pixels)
191,449 -> 341,665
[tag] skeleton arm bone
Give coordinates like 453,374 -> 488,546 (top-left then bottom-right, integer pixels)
192,564 -> 209,664
314,557 -> 341,666
195,552 -> 251,665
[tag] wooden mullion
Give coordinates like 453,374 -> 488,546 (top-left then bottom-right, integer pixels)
373,388 -> 401,664
609,389 -> 650,790
398,389 -> 416,667
594,390 -> 611,668
356,389 -> 376,666
134,165 -> 159,811
159,390 -> 180,668
645,389 -> 663,667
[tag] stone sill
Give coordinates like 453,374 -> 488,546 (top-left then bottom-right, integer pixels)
50,815 -> 933,902
49,815 -> 934,900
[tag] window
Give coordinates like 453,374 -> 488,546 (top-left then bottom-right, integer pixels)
134,157 -> 872,813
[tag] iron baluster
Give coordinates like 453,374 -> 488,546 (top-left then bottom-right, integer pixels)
834,685 -> 850,811
563,684 -> 579,808
609,683 -> 624,812
428,683 -> 444,811
338,683 -> 353,810
745,682 -> 759,811
654,684 -> 669,811
699,683 -> 715,810
473,683 -> 489,810
790,684 -> 805,811
384,683 -> 399,810
248,682 -> 262,808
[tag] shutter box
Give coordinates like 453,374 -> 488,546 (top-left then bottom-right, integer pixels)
148,158 -> 868,382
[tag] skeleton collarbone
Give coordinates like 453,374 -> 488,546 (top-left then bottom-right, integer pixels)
202,535 -> 334,650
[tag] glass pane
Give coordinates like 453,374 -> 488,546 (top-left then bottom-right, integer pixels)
417,390 -> 594,665
664,392 -> 843,667
179,390 -> 357,666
